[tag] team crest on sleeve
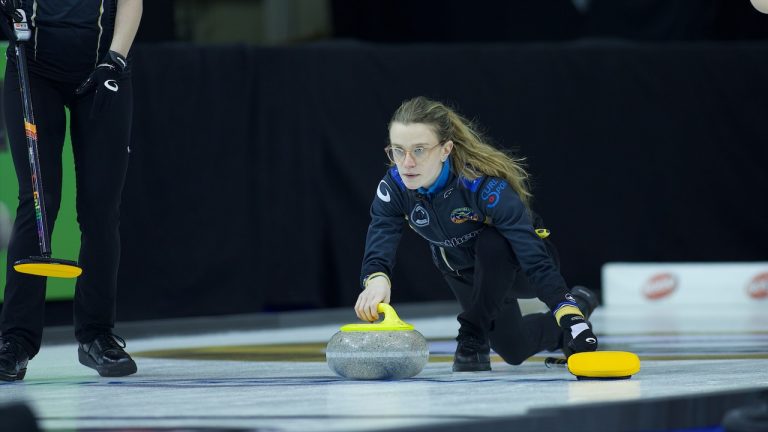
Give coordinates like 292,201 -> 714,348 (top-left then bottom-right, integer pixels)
377,180 -> 391,202
410,204 -> 430,227
481,179 -> 507,208
450,207 -> 481,224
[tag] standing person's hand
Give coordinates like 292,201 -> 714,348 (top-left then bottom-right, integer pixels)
0,0 -> 21,22
75,50 -> 127,119
355,276 -> 391,322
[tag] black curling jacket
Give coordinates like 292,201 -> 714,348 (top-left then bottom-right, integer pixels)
360,162 -> 571,311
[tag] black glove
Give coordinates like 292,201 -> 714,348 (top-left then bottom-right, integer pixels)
0,0 -> 21,22
559,314 -> 598,357
75,50 -> 127,119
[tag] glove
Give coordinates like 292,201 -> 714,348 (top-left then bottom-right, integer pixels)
559,314 -> 598,357
0,0 -> 21,22
75,50 -> 127,119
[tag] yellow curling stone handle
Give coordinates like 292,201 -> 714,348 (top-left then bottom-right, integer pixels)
340,303 -> 415,332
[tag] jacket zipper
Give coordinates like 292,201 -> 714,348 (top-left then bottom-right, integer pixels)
418,192 -> 459,274
439,246 -> 455,272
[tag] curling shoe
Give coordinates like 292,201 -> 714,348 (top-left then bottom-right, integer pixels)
453,333 -> 491,372
570,285 -> 599,320
78,333 -> 137,377
0,336 -> 29,381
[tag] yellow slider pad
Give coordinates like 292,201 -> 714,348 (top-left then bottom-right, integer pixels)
568,351 -> 641,378
14,261 -> 82,278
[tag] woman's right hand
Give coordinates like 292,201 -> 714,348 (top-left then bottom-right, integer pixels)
354,277 -> 391,322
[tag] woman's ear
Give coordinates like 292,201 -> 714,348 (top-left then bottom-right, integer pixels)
441,140 -> 454,161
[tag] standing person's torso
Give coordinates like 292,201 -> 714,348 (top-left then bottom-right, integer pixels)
8,0 -> 117,83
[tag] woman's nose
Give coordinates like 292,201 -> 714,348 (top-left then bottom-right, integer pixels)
403,152 -> 417,167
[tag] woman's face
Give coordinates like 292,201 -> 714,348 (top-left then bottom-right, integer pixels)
388,122 -> 453,190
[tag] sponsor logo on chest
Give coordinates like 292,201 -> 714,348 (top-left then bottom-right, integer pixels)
450,207 -> 481,224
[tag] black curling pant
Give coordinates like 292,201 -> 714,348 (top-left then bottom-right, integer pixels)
443,228 -> 562,365
0,62 -> 132,358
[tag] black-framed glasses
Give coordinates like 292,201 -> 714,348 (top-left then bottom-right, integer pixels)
384,142 -> 444,164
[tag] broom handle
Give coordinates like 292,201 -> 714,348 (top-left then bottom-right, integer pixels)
14,11 -> 52,257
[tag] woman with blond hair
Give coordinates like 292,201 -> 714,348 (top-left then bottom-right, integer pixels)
356,96 -> 598,371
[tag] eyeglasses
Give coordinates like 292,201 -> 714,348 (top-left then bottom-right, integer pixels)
384,142 -> 443,164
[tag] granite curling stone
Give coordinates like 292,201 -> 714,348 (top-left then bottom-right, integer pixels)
326,303 -> 429,380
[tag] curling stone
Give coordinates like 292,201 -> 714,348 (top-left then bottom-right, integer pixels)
545,351 -> 641,380
326,303 -> 429,380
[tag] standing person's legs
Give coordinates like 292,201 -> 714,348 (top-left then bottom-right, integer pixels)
68,79 -> 131,343
1,65 -> 67,358
67,77 -> 135,377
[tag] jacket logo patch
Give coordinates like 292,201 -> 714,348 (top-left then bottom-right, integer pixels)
450,207 -> 481,224
411,204 -> 430,227
481,179 -> 507,208
377,180 -> 391,202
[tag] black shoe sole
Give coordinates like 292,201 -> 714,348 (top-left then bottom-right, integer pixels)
452,362 -> 491,372
0,368 -> 26,381
78,349 -> 137,377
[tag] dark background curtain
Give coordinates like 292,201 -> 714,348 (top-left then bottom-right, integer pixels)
331,0 -> 768,42
2,0 -> 767,323
112,41 -> 768,320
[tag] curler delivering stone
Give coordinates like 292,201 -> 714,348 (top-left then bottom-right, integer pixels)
326,303 -> 429,380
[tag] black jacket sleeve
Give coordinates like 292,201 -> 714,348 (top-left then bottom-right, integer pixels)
360,172 -> 406,289
477,177 -> 571,310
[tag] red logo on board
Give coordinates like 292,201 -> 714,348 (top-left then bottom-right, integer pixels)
746,272 -> 768,299
642,273 -> 677,300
